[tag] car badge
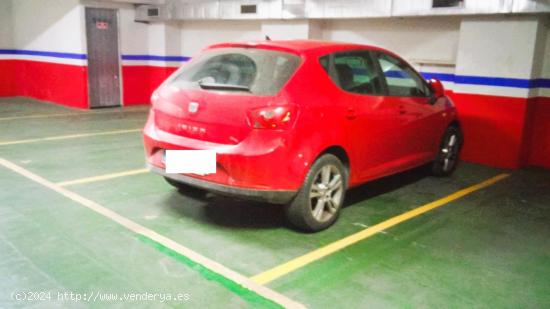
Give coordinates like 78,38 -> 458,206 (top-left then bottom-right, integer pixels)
188,102 -> 199,113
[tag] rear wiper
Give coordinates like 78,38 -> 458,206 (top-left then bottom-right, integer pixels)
198,81 -> 250,92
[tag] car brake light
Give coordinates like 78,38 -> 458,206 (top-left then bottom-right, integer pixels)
247,105 -> 296,130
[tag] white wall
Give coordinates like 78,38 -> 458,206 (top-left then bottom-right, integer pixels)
456,16 -> 540,80
538,16 -> 550,97
540,16 -> 550,79
454,16 -> 541,97
262,20 -> 312,40
0,0 -> 13,48
119,5 -> 149,55
12,0 -> 85,53
322,17 -> 461,64
178,19 -> 322,56
148,22 -> 181,56
179,20 -> 262,56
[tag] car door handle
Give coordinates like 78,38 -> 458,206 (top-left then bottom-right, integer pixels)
346,107 -> 356,119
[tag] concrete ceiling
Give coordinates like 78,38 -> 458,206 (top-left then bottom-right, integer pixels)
96,0 -> 164,4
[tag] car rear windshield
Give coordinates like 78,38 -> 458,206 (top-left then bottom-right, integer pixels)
167,48 -> 301,96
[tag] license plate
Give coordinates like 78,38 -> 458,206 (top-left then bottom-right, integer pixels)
164,150 -> 216,175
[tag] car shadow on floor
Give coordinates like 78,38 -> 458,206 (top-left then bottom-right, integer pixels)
165,190 -> 286,229
164,165 -> 431,230
344,165 -> 431,207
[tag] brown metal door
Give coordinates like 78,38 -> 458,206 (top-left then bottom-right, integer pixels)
85,8 -> 121,108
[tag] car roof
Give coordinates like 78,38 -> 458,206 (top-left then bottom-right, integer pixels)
207,39 -> 389,56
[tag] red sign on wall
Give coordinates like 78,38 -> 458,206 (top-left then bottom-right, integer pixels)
96,21 -> 109,30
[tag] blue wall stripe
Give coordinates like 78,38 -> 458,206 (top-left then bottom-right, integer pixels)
0,49 -> 87,60
352,69 -> 549,89
1,49 -> 549,89
0,49 -> 190,62
419,72 -> 550,89
121,55 -> 191,62
453,75 -> 532,88
532,79 -> 550,88
419,72 -> 456,82
384,70 -> 406,78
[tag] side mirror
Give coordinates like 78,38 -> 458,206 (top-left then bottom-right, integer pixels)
428,78 -> 445,98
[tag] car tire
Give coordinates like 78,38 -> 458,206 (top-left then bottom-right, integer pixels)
285,154 -> 348,232
431,125 -> 463,177
164,177 -> 208,196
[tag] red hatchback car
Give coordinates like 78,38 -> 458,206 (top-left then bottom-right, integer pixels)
143,40 -> 462,231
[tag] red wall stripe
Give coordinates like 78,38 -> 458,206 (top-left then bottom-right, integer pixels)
0,61 -> 17,96
1,60 -> 88,109
449,92 -> 530,169
526,97 -> 550,169
122,66 -> 177,106
1,59 -> 549,170
1,60 -> 176,108
121,66 -> 151,106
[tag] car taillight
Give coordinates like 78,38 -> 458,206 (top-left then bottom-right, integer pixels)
247,105 -> 297,130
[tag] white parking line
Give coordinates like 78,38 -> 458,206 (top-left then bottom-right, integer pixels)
56,168 -> 149,186
0,108 -> 149,121
0,158 -> 304,309
0,129 -> 141,146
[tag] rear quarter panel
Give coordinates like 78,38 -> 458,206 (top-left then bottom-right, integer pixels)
283,53 -> 357,186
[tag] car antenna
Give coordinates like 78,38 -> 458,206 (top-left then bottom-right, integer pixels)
265,35 -> 271,41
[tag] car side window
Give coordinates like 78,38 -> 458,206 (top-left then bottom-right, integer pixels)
319,55 -> 330,73
374,53 -> 431,97
320,52 -> 383,95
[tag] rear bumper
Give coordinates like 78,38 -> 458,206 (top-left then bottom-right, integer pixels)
143,108 -> 311,193
148,163 -> 297,204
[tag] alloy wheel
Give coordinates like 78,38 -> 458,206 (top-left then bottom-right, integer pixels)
441,133 -> 459,172
309,165 -> 344,223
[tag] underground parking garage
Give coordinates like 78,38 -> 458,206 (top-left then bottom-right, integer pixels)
1,0 -> 549,307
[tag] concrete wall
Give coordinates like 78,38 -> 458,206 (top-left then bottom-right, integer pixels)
179,20 -> 262,56
455,16 -> 540,97
122,21 -> 182,105
450,16 -> 541,168
0,0 -> 13,49
0,0 -> 14,95
262,20 -> 319,40
12,0 -> 85,54
0,0 -> 87,107
527,16 -> 550,169
540,16 -> 550,95
322,17 -> 461,65
119,5 -> 149,55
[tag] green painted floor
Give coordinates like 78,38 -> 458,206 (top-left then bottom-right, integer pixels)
0,97 -> 549,308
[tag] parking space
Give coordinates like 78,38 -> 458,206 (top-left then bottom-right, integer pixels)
1,98 -> 548,307
0,159 -> 262,308
270,170 -> 550,307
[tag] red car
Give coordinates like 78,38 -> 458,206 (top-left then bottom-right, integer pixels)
143,40 -> 462,232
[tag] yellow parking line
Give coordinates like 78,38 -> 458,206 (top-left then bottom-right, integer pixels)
0,128 -> 142,146
0,108 -> 149,121
250,173 -> 510,285
57,168 -> 149,187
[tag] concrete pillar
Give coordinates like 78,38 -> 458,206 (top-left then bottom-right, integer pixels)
451,16 -> 546,169
525,16 -> 550,169
146,22 -> 181,94
148,22 -> 181,58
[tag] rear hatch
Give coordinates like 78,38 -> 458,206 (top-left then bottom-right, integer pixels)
153,47 -> 301,145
